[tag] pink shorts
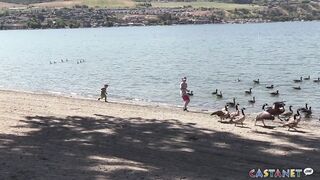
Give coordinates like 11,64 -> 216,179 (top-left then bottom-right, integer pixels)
182,95 -> 190,102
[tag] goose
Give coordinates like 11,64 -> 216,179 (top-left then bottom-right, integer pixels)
216,91 -> 223,98
234,108 -> 246,127
226,97 -> 236,107
77,61 -> 80,64
61,59 -> 64,63
282,110 -> 301,131
293,77 -> 303,83
304,75 -> 310,80
53,61 -> 57,64
212,89 -> 218,95
262,103 -> 270,111
270,90 -> 279,96
187,91 -> 193,96
266,85 -> 274,89
279,105 -> 293,121
237,78 -> 241,82
314,78 -> 320,82
245,88 -> 252,94
298,103 -> 308,112
293,86 -> 301,90
229,104 -> 240,121
253,79 -> 260,84
210,105 -> 230,122
255,111 -> 275,126
303,107 -> 312,118
248,96 -> 256,104
264,101 -> 285,118
50,61 -> 53,64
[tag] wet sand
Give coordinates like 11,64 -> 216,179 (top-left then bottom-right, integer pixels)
0,90 -> 319,179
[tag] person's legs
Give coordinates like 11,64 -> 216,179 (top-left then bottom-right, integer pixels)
182,95 -> 190,111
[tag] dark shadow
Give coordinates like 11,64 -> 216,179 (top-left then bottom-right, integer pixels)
0,114 -> 319,180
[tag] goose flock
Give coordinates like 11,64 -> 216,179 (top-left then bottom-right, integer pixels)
49,58 -> 85,65
208,75 -> 319,130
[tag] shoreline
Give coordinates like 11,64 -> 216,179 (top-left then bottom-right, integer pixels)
0,88 -> 320,179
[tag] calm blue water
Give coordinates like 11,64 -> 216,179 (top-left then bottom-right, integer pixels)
0,22 -> 320,117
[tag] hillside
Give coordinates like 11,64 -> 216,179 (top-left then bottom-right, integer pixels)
0,0 -> 320,30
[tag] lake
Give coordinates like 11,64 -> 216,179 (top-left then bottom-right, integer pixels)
0,22 -> 319,119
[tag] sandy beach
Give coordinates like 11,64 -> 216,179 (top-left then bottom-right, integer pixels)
0,89 -> 319,179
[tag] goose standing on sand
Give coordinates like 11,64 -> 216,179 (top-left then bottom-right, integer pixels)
212,89 -> 218,95
266,85 -> 274,89
304,75 -> 310,80
279,105 -> 293,121
255,111 -> 275,126
229,104 -> 240,121
248,96 -> 256,104
293,86 -> 301,90
226,98 -> 236,107
270,90 -> 279,96
314,78 -> 320,82
245,88 -> 252,95
293,77 -> 303,83
253,79 -> 260,84
282,110 -> 301,131
210,105 -> 230,122
266,101 -> 285,117
216,91 -> 223,98
234,108 -> 246,127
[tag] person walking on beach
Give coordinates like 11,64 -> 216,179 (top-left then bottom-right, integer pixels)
180,77 -> 190,111
98,84 -> 108,102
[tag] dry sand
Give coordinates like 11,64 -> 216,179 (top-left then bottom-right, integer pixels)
0,90 -> 319,180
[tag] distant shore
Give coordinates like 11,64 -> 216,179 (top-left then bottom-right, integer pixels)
0,89 -> 320,179
1,1 -> 320,30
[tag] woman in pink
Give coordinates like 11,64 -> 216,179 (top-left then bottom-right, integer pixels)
180,77 -> 190,111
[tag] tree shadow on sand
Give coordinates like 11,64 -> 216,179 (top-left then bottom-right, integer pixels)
0,114 -> 319,180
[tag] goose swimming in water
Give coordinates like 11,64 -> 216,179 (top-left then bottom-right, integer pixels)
293,86 -> 301,90
248,96 -> 256,104
304,107 -> 312,118
266,85 -> 274,89
226,98 -> 236,107
298,103 -> 308,112
293,77 -> 303,83
304,75 -> 310,80
187,91 -> 193,96
262,103 -> 270,111
270,90 -> 279,96
212,89 -> 218,95
216,91 -> 223,98
314,78 -> 320,82
245,88 -> 252,95
253,79 -> 260,84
